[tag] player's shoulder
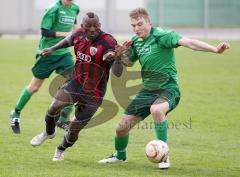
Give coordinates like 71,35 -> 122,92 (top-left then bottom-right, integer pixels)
44,1 -> 60,15
102,32 -> 116,40
71,2 -> 80,12
152,27 -> 173,37
71,28 -> 85,43
101,32 -> 117,45
73,27 -> 85,37
131,35 -> 140,44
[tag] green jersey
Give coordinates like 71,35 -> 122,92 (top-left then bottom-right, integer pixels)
37,0 -> 80,55
127,27 -> 182,90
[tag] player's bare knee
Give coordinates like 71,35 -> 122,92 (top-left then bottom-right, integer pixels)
150,106 -> 165,121
27,85 -> 40,94
116,124 -> 128,137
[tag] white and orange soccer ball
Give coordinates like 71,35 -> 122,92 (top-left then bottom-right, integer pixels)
144,140 -> 169,163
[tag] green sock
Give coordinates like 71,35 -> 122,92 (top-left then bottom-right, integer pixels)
114,134 -> 129,160
154,119 -> 168,142
59,104 -> 74,123
14,88 -> 32,116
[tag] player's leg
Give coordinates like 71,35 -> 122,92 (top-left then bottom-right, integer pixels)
98,89 -> 152,163
151,89 -> 180,140
53,104 -> 99,161
115,114 -> 141,159
56,104 -> 73,129
55,53 -> 75,128
14,77 -> 44,114
30,86 -> 73,146
10,76 -> 44,134
10,54 -> 55,133
150,89 -> 180,169
151,99 -> 170,169
98,114 -> 141,163
150,99 -> 169,142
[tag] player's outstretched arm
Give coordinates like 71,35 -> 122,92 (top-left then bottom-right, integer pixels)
41,34 -> 74,57
178,37 -> 230,54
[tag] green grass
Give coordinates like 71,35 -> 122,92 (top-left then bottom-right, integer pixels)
0,38 -> 239,177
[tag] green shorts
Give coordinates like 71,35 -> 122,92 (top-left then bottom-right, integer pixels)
32,52 -> 75,79
124,88 -> 181,119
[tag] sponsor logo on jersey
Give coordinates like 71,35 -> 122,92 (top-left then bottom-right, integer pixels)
59,11 -> 66,15
59,16 -> 75,25
77,51 -> 92,62
136,45 -> 151,55
90,47 -> 98,56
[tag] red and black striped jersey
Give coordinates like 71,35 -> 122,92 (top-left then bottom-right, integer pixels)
72,28 -> 117,99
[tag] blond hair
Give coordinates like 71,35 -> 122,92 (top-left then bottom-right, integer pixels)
129,8 -> 150,21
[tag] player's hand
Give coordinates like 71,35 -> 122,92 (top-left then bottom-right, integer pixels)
115,41 -> 132,57
40,48 -> 53,58
103,51 -> 116,61
215,42 -> 230,54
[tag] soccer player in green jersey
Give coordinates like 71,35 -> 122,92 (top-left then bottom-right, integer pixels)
10,0 -> 80,134
98,8 -> 230,169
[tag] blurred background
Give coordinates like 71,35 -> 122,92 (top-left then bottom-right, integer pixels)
0,0 -> 240,39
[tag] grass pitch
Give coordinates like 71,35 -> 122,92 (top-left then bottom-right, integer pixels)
0,38 -> 239,177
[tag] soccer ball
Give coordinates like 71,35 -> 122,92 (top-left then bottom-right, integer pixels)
144,140 -> 169,163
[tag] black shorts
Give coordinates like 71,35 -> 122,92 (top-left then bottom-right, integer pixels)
61,79 -> 104,122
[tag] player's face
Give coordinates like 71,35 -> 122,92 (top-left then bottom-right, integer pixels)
62,0 -> 74,6
83,18 -> 101,41
130,17 -> 152,39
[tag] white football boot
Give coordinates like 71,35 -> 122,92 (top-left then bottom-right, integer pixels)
98,155 -> 127,164
159,156 -> 170,169
52,148 -> 64,161
30,131 -> 55,146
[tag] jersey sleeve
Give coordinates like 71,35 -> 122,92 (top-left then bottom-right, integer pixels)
159,31 -> 182,49
74,7 -> 80,24
103,34 -> 117,55
72,30 -> 83,45
40,7 -> 57,30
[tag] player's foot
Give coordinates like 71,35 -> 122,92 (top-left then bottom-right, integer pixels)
98,155 -> 127,164
159,156 -> 170,169
56,120 -> 70,130
10,110 -> 20,134
30,131 -> 55,146
52,148 -> 64,161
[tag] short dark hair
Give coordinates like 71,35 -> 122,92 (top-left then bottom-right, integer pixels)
86,12 -> 95,18
82,12 -> 99,24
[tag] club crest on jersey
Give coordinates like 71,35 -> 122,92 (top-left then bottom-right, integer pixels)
90,47 -> 98,56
